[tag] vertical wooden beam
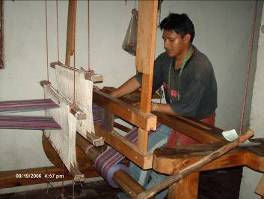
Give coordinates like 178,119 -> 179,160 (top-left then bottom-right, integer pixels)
168,172 -> 199,199
256,175 -> 264,197
136,0 -> 158,153
65,0 -> 77,66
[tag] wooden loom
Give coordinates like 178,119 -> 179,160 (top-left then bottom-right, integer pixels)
1,1 -> 264,199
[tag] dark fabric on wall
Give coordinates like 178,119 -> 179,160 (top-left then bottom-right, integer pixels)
198,166 -> 243,199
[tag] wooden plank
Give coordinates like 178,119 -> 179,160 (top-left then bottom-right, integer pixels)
94,123 -> 153,169
137,128 -> 148,153
50,61 -> 103,83
93,88 -> 157,131
256,175 -> 264,197
114,122 -> 131,133
0,115 -> 61,130
65,0 -> 77,66
137,0 -> 158,153
0,166 -> 98,189
153,146 -> 264,175
0,99 -> 58,112
113,170 -> 150,198
139,131 -> 254,199
155,112 -> 226,144
136,0 -> 158,74
168,172 -> 199,199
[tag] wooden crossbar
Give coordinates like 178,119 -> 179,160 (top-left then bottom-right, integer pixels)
93,88 -> 157,132
155,112 -> 226,144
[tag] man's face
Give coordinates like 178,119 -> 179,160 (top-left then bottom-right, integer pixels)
162,30 -> 188,58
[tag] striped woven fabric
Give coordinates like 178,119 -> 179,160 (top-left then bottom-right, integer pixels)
94,118 -> 160,188
0,99 -> 59,113
94,127 -> 137,187
0,115 -> 61,130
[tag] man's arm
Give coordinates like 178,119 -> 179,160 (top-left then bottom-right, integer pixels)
151,103 -> 178,115
111,77 -> 140,98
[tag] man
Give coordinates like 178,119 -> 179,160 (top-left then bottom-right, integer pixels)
112,13 -> 217,145
112,13 -> 216,121
112,13 -> 239,199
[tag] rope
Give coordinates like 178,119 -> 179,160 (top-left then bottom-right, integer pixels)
73,48 -> 76,105
44,0 -> 49,82
56,0 -> 60,62
87,0 -> 91,71
239,0 -> 258,134
73,7 -> 77,106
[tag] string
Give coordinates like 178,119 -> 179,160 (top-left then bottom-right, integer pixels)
73,4 -> 77,106
44,0 -> 49,82
56,0 -> 60,62
239,0 -> 258,134
87,0 -> 91,71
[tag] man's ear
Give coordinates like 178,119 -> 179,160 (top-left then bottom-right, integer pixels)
183,34 -> 191,43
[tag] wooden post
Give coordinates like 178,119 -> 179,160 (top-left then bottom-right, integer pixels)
65,0 -> 77,66
168,172 -> 199,199
136,0 -> 158,153
256,175 -> 264,197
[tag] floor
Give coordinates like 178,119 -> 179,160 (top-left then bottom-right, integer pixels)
0,180 -> 120,199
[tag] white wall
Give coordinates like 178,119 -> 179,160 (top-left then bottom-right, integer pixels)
0,0 -> 262,196
0,0 -> 137,193
156,1 -> 260,131
240,5 -> 264,199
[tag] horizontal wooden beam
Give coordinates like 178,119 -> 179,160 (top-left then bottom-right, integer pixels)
50,61 -> 103,83
93,88 -> 157,131
94,123 -> 153,169
155,112 -> 226,144
0,166 -> 98,189
153,145 -> 264,175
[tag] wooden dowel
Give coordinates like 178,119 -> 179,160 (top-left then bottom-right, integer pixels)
137,130 -> 254,199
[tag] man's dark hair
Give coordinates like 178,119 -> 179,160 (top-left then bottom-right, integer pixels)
160,13 -> 195,43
